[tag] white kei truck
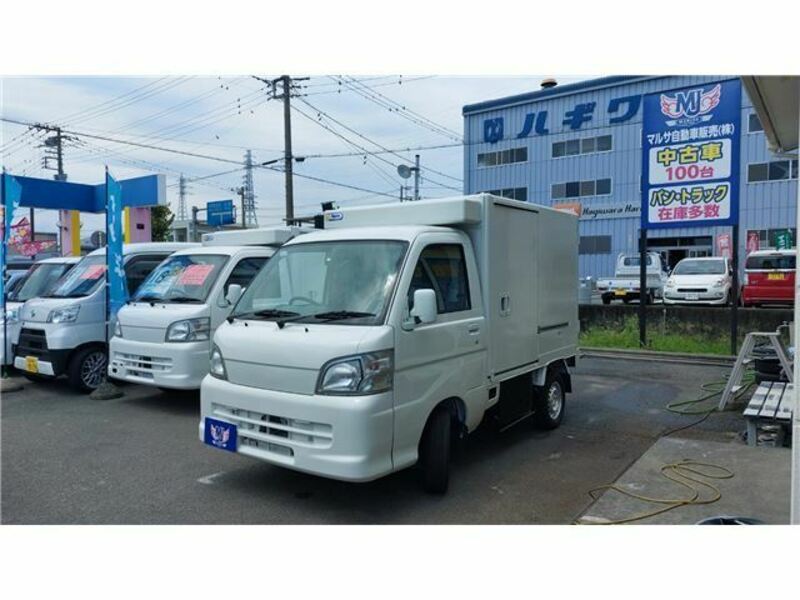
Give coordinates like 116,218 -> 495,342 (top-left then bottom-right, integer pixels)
13,243 -> 192,392
2,255 -> 81,366
107,227 -> 301,391
199,194 -> 579,493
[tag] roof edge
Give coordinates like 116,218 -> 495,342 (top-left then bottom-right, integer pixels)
462,76 -> 659,116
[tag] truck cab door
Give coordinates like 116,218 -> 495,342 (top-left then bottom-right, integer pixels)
212,255 -> 268,329
389,233 -> 487,471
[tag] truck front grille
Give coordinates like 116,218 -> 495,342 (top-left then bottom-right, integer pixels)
15,328 -> 48,357
211,402 -> 333,454
114,351 -> 172,377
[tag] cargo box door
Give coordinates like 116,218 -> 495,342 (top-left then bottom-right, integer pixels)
489,204 -> 538,377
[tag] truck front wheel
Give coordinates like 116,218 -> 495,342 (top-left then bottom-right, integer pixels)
418,406 -> 452,494
68,346 -> 108,393
601,295 -> 612,305
533,370 -> 566,430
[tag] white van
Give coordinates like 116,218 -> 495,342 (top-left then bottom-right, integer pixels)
13,243 -> 192,391
2,256 -> 81,365
108,227 -> 300,391
199,194 -> 578,493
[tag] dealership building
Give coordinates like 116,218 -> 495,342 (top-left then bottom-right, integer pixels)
462,76 -> 799,278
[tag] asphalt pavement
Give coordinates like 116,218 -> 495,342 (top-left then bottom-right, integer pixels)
1,357 -> 743,524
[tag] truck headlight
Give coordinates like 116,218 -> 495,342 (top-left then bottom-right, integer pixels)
114,320 -> 123,338
316,350 -> 393,395
5,307 -> 19,323
165,318 -> 210,342
47,305 -> 80,323
209,344 -> 227,380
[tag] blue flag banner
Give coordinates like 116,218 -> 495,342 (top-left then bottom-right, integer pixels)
105,171 -> 126,324
641,79 -> 741,230
1,173 -> 22,364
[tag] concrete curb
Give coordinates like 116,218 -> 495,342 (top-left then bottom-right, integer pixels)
580,346 -> 735,367
0,377 -> 24,393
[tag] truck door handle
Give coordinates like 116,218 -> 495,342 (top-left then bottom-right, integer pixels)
467,324 -> 480,334
500,294 -> 511,316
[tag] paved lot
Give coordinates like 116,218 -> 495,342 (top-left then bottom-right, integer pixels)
1,357 -> 744,524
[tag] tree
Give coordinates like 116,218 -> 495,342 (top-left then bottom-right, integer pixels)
151,205 -> 175,242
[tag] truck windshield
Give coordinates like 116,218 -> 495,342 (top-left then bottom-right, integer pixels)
231,240 -> 408,325
133,254 -> 228,303
44,255 -> 107,298
8,262 -> 75,302
673,259 -> 726,275
745,255 -> 796,270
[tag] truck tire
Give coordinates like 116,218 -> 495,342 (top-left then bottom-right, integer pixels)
68,346 -> 108,393
418,406 -> 451,494
533,370 -> 566,430
601,295 -> 611,305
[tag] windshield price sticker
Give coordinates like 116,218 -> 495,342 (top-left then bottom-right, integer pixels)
178,264 -> 215,286
79,264 -> 106,280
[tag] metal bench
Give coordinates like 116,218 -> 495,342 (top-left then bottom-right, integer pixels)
743,381 -> 793,447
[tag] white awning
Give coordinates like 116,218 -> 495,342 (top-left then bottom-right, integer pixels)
741,76 -> 799,154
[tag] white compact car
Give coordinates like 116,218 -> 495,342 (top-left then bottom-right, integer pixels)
2,256 -> 81,365
13,243 -> 192,391
663,256 -> 732,305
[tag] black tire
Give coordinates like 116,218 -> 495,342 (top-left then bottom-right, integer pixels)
418,406 -> 452,494
622,297 -> 631,304
67,346 -> 108,393
601,295 -> 612,305
533,370 -> 566,430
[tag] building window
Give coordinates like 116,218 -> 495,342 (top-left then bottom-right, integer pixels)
747,228 -> 797,248
748,113 -> 764,133
748,159 -> 799,182
552,178 -> 611,199
484,187 -> 527,202
477,147 -> 527,168
552,134 -> 612,158
579,235 -> 612,255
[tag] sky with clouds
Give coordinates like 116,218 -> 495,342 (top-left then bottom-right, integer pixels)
1,75 -> 583,238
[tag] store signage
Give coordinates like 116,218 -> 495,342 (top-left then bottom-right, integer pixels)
774,229 -> 793,250
746,231 -> 760,254
716,233 -> 732,258
553,201 -> 640,221
641,79 -> 741,230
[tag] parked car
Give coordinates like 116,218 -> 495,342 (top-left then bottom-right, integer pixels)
2,256 -> 81,366
13,243 -> 194,392
108,227 -> 301,391
199,194 -> 579,493
596,252 -> 668,304
742,249 -> 795,307
663,256 -> 732,305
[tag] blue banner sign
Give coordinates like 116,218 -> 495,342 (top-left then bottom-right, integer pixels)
105,171 -> 126,323
1,174 -> 22,336
641,79 -> 741,230
207,199 -> 235,226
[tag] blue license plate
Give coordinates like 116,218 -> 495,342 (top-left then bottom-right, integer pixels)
204,418 -> 237,452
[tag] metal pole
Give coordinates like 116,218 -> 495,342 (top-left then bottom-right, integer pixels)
791,110 -> 800,525
639,227 -> 648,348
282,75 -> 294,221
239,188 -> 246,229
414,154 -> 420,201
2,173 -> 8,376
191,206 -> 198,243
730,224 -> 740,356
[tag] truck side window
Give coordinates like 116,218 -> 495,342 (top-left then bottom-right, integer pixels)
125,254 -> 170,295
408,244 -> 471,314
224,257 -> 268,294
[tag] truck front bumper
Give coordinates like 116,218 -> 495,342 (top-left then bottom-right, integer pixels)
199,375 -> 395,482
108,337 -> 210,390
12,326 -> 72,377
663,289 -> 728,305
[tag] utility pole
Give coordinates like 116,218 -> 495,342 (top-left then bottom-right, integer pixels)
40,125 -> 70,255
414,154 -> 421,201
236,186 -> 247,229
264,74 -> 308,222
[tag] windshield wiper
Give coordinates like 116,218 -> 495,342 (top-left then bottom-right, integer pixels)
228,308 -> 300,324
165,296 -> 202,304
311,310 -> 375,322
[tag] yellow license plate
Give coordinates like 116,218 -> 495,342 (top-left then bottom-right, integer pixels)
25,356 -> 39,373
768,273 -> 785,280
615,289 -> 627,296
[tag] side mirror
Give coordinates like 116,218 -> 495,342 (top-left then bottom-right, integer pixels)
225,283 -> 243,307
410,289 -> 437,325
